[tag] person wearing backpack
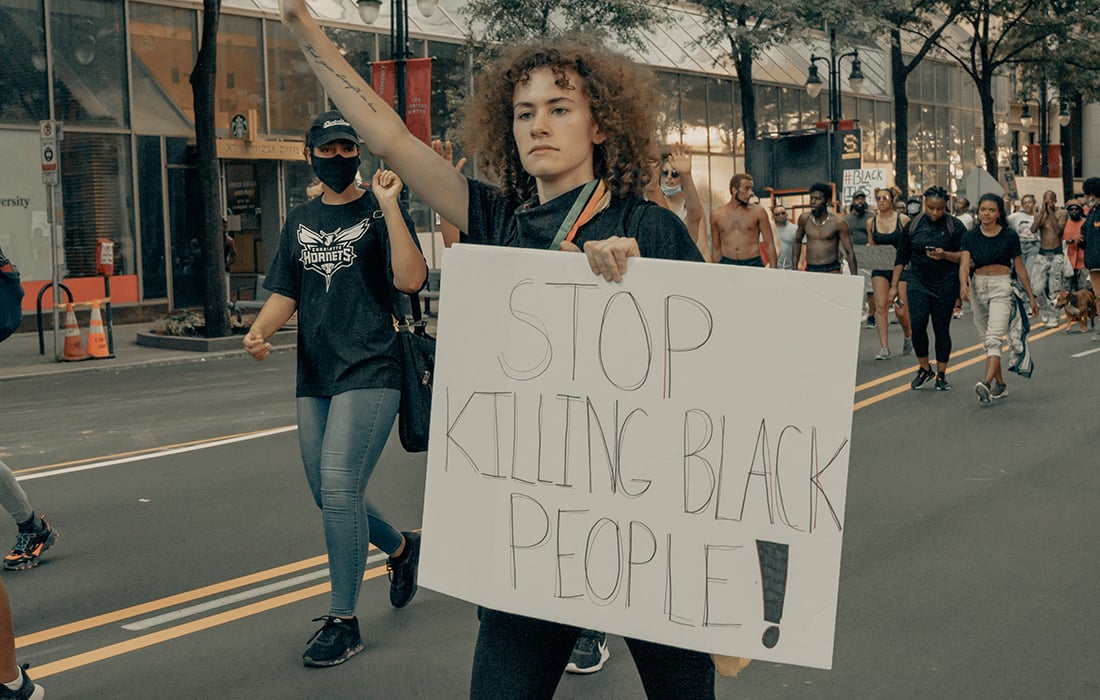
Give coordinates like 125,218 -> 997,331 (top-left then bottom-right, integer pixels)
0,244 -> 23,344
889,186 -> 965,391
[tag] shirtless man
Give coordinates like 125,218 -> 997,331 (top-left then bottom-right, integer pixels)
792,182 -> 856,274
709,173 -> 776,267
1028,189 -> 1068,327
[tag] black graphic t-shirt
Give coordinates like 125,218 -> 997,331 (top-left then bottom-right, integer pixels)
265,192 -> 421,397
463,179 -> 704,262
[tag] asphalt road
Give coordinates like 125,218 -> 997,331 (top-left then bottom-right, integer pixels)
2,316 -> 1097,699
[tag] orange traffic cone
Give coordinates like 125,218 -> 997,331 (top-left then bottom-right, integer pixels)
62,303 -> 89,362
87,300 -> 112,359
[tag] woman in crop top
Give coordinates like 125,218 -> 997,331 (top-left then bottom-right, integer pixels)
959,193 -> 1038,403
866,186 -> 912,359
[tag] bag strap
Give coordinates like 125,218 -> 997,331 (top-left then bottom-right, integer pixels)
548,180 -> 608,250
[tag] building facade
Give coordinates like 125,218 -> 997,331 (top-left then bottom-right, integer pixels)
0,0 -> 1086,315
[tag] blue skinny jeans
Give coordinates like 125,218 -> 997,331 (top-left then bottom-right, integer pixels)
297,387 -> 402,617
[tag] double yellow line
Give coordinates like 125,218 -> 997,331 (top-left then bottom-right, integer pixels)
20,553 -> 393,679
853,324 -> 1065,411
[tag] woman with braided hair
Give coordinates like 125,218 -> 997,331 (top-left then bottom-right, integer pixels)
889,186 -> 965,391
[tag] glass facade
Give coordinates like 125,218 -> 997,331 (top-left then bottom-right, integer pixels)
0,0 -> 1044,313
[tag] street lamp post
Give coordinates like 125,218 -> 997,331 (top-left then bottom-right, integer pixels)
357,0 -> 438,205
1019,71 -> 1070,178
804,27 -> 864,194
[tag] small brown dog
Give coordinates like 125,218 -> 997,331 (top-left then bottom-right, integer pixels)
1053,289 -> 1097,332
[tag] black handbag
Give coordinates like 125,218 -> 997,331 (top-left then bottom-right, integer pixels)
393,289 -> 435,453
0,246 -> 23,344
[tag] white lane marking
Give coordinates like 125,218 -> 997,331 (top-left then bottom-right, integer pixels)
16,426 -> 297,482
1070,346 -> 1100,358
121,552 -> 386,631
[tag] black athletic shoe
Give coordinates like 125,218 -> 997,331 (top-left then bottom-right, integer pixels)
566,630 -> 610,674
910,367 -> 934,390
388,531 -> 421,609
935,374 -> 952,391
302,616 -> 363,667
0,665 -> 44,700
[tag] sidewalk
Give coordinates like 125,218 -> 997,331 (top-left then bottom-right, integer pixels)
1,314 -> 437,382
0,322 -> 296,382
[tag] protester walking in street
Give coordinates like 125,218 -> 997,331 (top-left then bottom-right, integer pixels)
0,578 -> 44,699
959,194 -> 1038,403
243,110 -> 427,668
866,186 -> 912,359
710,173 -> 776,268
1028,190 -> 1068,327
890,186 -> 964,391
0,459 -> 57,572
792,183 -> 856,275
659,144 -> 708,260
1062,199 -> 1090,292
279,1 -> 716,696
1079,178 -> 1100,340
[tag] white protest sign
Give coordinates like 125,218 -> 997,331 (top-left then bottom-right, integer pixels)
841,167 -> 888,205
419,245 -> 862,670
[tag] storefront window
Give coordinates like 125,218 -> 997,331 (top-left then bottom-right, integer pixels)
51,0 -> 129,128
60,132 -> 136,278
0,0 -> 48,124
216,14 -> 265,135
137,136 -> 167,300
266,19 -> 326,136
130,3 -> 197,135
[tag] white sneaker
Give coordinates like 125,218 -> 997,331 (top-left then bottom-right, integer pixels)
974,381 -> 991,404
873,347 -> 891,360
1044,318 -> 1061,328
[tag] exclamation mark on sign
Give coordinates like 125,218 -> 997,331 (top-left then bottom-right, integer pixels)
756,540 -> 789,649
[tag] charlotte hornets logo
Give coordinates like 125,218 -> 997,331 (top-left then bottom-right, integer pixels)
297,220 -> 370,291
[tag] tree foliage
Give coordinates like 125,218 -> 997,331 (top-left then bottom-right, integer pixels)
460,0 -> 660,51
933,0 -> 1069,173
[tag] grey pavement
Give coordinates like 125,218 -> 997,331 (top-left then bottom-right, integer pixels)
0,321 -> 294,382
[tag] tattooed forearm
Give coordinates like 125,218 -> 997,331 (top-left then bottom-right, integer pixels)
303,43 -> 378,112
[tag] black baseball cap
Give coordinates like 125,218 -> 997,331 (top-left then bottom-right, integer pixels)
307,110 -> 362,148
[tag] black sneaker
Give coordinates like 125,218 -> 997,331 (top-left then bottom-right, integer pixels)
0,665 -> 44,700
935,374 -> 952,391
302,616 -> 363,667
4,517 -> 58,571
565,630 -> 610,674
387,531 -> 420,609
990,381 -> 1008,399
910,367 -> 933,390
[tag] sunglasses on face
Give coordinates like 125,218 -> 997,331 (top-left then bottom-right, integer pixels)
661,170 -> 679,178
876,195 -> 891,201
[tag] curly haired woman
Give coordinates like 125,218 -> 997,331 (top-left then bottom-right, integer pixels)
279,0 -> 713,696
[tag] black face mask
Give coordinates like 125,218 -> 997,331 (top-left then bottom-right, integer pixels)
311,153 -> 361,193
1068,209 -> 1084,221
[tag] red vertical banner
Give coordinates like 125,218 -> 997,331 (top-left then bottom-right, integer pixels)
371,61 -> 396,110
404,58 -> 432,144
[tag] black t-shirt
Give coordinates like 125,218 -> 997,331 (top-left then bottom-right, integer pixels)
1083,204 -> 1100,270
265,192 -> 421,397
961,226 -> 1021,270
895,213 -> 965,298
463,179 -> 704,262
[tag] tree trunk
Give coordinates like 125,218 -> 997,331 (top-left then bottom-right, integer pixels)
890,31 -> 909,200
735,48 -> 757,159
190,0 -> 230,338
977,75 -> 999,176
